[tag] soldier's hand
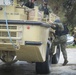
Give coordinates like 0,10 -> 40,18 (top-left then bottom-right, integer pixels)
49,20 -> 53,24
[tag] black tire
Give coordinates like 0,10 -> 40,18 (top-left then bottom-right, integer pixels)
36,44 -> 52,74
52,45 -> 60,64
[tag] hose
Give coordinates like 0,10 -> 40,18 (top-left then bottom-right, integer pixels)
3,0 -> 20,50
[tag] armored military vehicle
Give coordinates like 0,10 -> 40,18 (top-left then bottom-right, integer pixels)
0,0 -> 60,74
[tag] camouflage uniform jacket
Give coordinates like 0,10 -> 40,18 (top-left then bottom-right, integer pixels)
38,4 -> 53,15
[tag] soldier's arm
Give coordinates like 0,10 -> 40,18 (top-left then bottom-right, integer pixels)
52,23 -> 64,31
50,22 -> 64,30
48,5 -> 53,13
38,4 -> 42,11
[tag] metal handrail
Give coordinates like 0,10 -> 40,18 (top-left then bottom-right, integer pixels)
0,37 -> 22,39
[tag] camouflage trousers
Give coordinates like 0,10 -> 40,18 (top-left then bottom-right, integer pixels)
51,35 -> 67,60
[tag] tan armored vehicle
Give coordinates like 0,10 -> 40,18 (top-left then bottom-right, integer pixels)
0,0 -> 60,74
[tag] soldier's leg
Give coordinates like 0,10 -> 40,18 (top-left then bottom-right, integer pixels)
61,42 -> 68,65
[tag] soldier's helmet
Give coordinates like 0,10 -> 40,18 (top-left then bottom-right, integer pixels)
43,0 -> 48,2
43,0 -> 48,5
54,19 -> 61,23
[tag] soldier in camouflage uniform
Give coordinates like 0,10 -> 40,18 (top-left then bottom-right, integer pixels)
50,19 -> 68,66
24,0 -> 34,8
38,0 -> 53,18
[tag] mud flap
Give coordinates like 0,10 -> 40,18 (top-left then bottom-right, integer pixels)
35,43 -> 52,74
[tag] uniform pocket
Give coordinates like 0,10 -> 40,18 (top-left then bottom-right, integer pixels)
60,35 -> 67,42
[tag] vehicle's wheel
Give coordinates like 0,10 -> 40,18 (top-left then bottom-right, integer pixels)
36,44 -> 52,74
52,45 -> 60,64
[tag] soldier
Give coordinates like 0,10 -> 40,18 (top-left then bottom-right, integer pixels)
24,0 -> 34,8
50,19 -> 68,66
38,0 -> 53,18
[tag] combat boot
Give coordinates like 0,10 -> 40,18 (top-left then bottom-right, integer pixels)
62,60 -> 68,66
